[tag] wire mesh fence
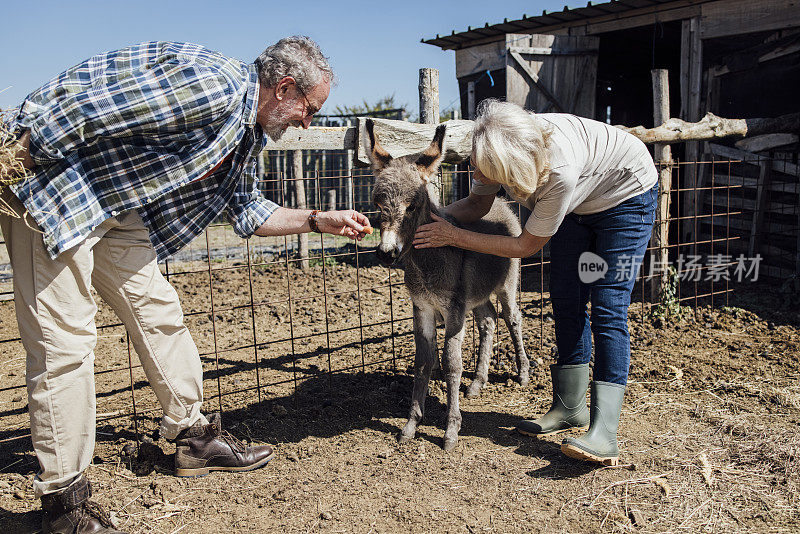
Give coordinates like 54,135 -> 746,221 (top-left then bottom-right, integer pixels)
0,149 -> 798,447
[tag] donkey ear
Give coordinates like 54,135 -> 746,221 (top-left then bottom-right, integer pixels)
364,118 -> 392,171
415,124 -> 446,181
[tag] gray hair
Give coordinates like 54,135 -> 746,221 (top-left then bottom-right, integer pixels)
472,99 -> 552,199
255,36 -> 334,92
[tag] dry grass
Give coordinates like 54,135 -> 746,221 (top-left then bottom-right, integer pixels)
556,388 -> 800,532
1,107 -> 34,221
0,109 -> 28,187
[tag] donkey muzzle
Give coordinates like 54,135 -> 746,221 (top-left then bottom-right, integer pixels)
376,247 -> 400,267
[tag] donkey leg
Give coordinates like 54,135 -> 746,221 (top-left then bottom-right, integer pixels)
399,305 -> 437,444
498,286 -> 531,387
466,302 -> 496,399
441,312 -> 467,451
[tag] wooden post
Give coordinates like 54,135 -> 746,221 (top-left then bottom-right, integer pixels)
749,160 -> 771,257
345,118 -> 354,210
292,150 -> 309,271
680,17 -> 703,244
326,189 -> 337,212
419,68 -> 441,202
419,68 -> 440,125
651,69 -> 673,304
467,81 -> 476,120
281,151 -> 290,205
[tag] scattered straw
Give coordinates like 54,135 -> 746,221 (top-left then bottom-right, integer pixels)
698,453 -> 714,487
653,476 -> 672,497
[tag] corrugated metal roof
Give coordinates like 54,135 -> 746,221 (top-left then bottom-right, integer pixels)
422,0 -> 692,50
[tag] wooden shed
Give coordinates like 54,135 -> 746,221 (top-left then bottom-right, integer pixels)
423,0 -> 800,280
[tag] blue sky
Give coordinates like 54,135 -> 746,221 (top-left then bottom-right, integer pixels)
0,0 -> 568,116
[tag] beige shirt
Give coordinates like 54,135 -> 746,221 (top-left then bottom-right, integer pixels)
471,113 -> 658,237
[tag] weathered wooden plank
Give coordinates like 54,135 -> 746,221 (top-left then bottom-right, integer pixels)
582,4 -> 701,35
704,215 -> 796,235
709,193 -> 795,212
455,40 -> 506,78
507,46 -> 599,56
355,118 -> 474,166
504,34 -> 598,117
712,173 -> 799,193
709,143 -> 800,177
749,161 -> 772,256
695,236 -> 796,272
264,126 -> 355,151
710,41 -> 800,77
507,49 -> 566,112
735,133 -> 799,153
701,0 -> 800,39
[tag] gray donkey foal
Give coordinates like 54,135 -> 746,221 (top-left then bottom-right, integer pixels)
365,119 -> 530,451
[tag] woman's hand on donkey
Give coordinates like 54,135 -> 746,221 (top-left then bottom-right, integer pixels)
317,209 -> 373,240
413,213 -> 458,248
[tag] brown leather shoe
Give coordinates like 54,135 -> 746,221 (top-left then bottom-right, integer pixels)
41,475 -> 126,533
174,413 -> 274,477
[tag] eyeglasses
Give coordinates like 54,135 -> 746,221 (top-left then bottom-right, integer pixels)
293,81 -> 319,119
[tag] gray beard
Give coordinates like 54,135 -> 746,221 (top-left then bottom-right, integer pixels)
263,106 -> 297,141
265,126 -> 285,142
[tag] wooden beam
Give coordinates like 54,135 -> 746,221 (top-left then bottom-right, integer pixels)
710,41 -> 800,77
507,46 -> 598,56
507,49 -> 565,112
709,143 -> 800,177
581,4 -> 701,34
355,118 -> 474,166
700,0 -> 800,39
264,126 -> 354,151
713,173 -> 800,194
735,133 -> 799,153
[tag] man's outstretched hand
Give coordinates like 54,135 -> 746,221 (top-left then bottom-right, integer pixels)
316,210 -> 372,240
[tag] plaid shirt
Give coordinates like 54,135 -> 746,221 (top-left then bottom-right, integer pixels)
8,41 -> 278,261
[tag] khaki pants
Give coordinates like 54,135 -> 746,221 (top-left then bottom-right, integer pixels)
0,190 -> 206,496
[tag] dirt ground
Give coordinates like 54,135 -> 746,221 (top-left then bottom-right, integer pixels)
0,255 -> 798,533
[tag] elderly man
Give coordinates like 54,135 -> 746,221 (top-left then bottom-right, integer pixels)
1,37 -> 368,533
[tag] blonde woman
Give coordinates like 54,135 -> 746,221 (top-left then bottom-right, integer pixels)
413,100 -> 657,465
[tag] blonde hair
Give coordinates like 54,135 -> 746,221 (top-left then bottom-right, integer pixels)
472,99 -> 552,199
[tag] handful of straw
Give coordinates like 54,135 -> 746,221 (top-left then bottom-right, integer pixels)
1,108 -> 32,219
1,110 -> 29,186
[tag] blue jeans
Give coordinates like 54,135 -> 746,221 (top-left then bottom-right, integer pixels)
548,184 -> 657,385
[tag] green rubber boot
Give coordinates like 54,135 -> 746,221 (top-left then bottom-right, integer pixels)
561,381 -> 626,466
516,364 -> 590,437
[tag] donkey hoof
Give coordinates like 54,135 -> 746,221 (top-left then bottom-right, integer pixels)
465,384 -> 483,399
517,375 -> 530,387
442,438 -> 458,452
397,433 -> 414,444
